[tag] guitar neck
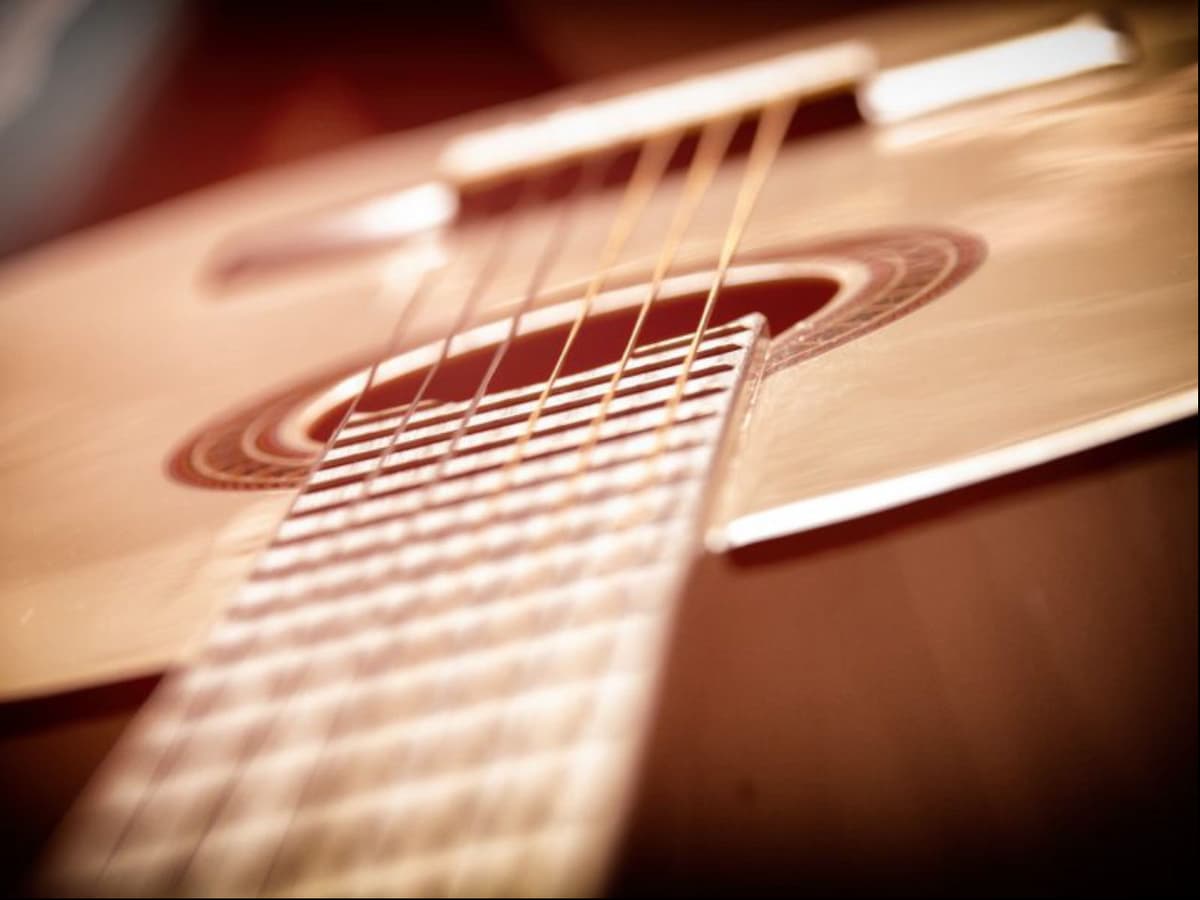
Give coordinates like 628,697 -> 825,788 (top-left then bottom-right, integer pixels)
44,316 -> 768,897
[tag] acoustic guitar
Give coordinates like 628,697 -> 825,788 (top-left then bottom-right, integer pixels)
1,1 -> 1195,895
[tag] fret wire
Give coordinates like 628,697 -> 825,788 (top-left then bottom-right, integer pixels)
89,261 -> 441,886
267,520 -> 676,897
435,544 -> 667,891
334,319 -> 747,444
355,496 -> 686,883
268,423 -> 720,582
307,370 -> 729,504
651,99 -> 796,466
250,164 -> 599,895
248,437 -> 716,620
305,359 -> 734,502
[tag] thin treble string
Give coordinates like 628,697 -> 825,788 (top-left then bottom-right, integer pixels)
651,99 -> 795,467
92,255 -> 440,883
569,115 -> 740,483
495,131 -> 682,495
249,163 -> 602,895
162,188 -> 536,894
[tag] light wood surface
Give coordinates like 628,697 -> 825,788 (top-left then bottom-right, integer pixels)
1,0 -> 1194,701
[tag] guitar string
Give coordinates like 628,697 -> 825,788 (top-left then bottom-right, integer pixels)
297,172 -> 547,572
337,137 -> 689,888
157,152 -> 604,885
343,161 -> 602,559
249,161 -> 603,895
494,130 -> 682,496
342,117 -> 773,889
184,150 -> 664,892
428,116 -> 742,888
475,109 -> 798,885
290,135 -> 691,890
94,118 -> 723,891
530,106 -> 799,802
268,135 -> 672,604
98,192 -> 526,893
570,113 -> 740,482
88,254 -> 441,885
471,113 -> 749,603
161,179 -> 545,892
649,99 -> 796,468
571,99 -> 795,557
258,109 -> 787,892
270,137 -> 692,889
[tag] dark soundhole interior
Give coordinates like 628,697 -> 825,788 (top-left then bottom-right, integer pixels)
308,275 -> 837,442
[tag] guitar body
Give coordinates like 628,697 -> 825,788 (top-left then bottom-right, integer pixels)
0,0 -> 1195,894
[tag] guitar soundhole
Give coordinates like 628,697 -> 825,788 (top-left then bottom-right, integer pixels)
305,274 -> 839,443
168,228 -> 986,490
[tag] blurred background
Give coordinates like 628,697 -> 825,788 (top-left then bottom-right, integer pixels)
0,0 -> 903,260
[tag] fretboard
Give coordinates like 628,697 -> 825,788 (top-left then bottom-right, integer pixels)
44,315 -> 768,897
